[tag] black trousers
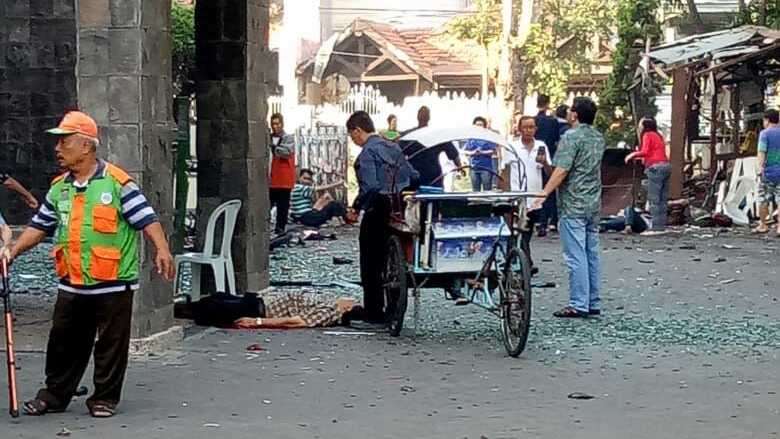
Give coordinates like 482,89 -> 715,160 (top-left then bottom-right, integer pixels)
269,188 -> 291,233
359,195 -> 391,322
520,210 -> 540,268
298,201 -> 347,228
37,289 -> 134,410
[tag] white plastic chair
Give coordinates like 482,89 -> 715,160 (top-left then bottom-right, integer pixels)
723,176 -> 757,226
173,199 -> 242,302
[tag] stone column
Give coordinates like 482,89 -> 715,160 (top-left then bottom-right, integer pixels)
195,0 -> 271,293
77,0 -> 177,343
0,0 -> 78,224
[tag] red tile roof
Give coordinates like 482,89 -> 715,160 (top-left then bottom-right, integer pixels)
353,19 -> 480,79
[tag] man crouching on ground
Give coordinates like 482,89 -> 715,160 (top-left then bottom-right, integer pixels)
3,111 -> 175,418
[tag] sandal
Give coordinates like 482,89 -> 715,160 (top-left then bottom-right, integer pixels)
753,226 -> 769,234
88,402 -> 116,418
23,398 -> 64,416
553,306 -> 588,318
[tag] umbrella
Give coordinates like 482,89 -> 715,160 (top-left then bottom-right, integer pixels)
399,126 -> 511,148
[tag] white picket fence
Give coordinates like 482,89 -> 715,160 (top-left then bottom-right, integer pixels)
268,85 -> 599,135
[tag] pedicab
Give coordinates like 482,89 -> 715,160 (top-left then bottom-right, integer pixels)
383,126 -> 538,357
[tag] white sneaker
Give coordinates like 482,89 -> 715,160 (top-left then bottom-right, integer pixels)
640,230 -> 667,236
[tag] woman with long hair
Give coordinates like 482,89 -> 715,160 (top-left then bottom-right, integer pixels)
625,117 -> 671,235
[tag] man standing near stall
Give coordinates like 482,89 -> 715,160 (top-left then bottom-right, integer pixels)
347,111 -> 417,325
534,97 -> 605,319
4,111 -> 175,418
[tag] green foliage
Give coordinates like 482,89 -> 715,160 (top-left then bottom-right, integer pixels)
738,1 -> 780,28
524,0 -> 616,103
447,0 -> 502,48
446,0 -> 615,102
172,1 -> 196,94
596,0 -> 663,147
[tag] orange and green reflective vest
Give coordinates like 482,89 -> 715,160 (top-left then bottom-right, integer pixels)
48,163 -> 139,286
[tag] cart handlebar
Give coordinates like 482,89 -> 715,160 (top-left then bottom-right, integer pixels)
410,191 -> 544,201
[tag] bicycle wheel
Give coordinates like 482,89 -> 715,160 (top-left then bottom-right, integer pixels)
383,235 -> 408,336
500,248 -> 532,357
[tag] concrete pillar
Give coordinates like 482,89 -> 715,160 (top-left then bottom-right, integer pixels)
0,0 -> 78,224
1,0 -> 176,346
195,0 -> 271,293
77,0 -> 176,340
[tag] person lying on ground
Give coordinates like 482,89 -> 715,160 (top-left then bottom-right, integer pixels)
289,169 -> 351,228
233,292 -> 364,329
1,173 -> 39,209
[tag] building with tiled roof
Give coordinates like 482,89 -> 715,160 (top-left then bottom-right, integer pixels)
297,19 -> 483,103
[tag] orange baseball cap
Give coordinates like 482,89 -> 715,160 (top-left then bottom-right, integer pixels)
46,111 -> 99,139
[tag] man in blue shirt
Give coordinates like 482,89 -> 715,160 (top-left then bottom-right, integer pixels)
464,116 -> 497,191
348,111 -> 418,325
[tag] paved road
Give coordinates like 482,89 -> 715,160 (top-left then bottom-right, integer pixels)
1,228 -> 778,438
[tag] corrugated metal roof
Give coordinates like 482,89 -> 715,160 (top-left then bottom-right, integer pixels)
649,25 -> 780,66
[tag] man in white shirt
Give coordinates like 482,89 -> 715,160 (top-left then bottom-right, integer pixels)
500,116 -> 552,273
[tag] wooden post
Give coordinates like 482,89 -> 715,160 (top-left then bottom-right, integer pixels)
669,68 -> 691,199
709,84 -> 718,174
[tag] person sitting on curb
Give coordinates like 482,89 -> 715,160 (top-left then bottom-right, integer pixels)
289,169 -> 351,228
232,292 -> 365,329
1,173 -> 40,209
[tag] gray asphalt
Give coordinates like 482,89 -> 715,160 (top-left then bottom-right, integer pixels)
1,227 -> 778,438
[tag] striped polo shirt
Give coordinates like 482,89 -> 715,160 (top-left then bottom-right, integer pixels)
289,184 -> 314,219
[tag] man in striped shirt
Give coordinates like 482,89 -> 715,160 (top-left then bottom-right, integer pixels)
289,169 -> 348,228
4,111 -> 174,418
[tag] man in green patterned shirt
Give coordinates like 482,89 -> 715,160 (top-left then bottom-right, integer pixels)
534,97 -> 605,318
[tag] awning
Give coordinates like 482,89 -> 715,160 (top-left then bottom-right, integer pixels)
648,27 -> 761,66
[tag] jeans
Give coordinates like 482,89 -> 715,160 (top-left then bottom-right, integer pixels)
470,169 -> 493,191
559,216 -> 601,313
645,163 -> 671,231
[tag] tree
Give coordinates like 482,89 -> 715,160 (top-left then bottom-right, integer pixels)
739,0 -> 780,28
172,1 -> 195,94
447,0 -> 503,98
523,0 -> 616,104
596,0 -> 663,148
496,0 -> 533,133
448,0 -> 615,112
